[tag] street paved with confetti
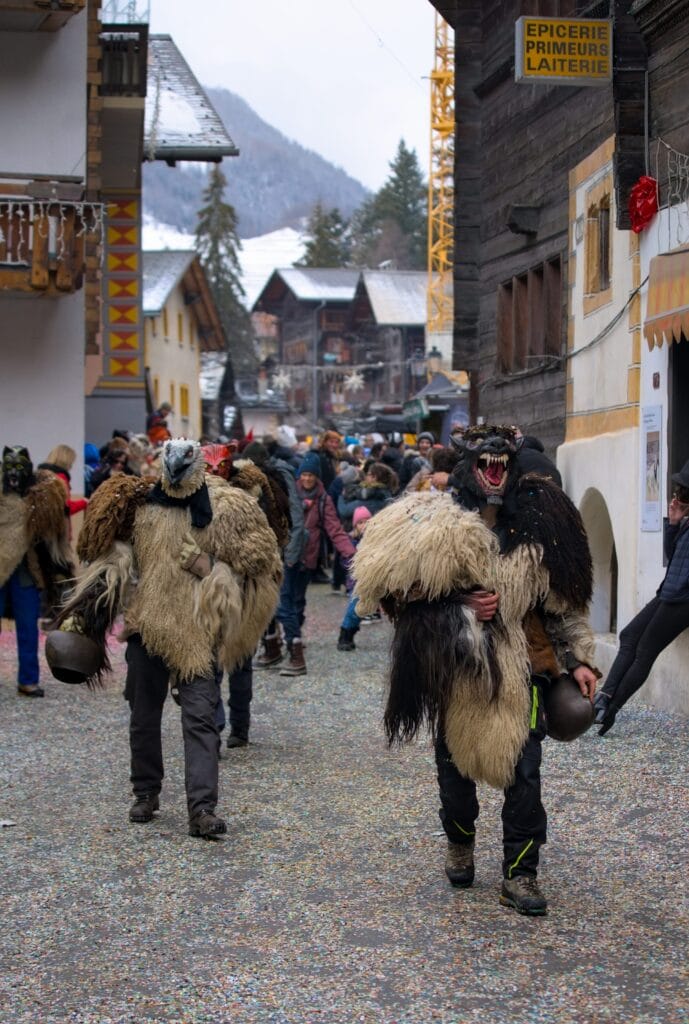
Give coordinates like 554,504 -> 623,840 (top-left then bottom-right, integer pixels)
1,586 -> 688,1024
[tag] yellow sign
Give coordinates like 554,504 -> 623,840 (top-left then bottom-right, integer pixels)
515,17 -> 612,86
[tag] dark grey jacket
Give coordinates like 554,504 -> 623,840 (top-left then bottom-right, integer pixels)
268,455 -> 306,567
659,518 -> 689,603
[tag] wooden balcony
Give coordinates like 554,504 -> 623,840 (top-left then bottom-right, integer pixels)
0,198 -> 101,296
0,0 -> 86,31
100,23 -> 148,97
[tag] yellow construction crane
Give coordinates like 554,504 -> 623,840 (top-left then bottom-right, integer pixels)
427,12 -> 455,341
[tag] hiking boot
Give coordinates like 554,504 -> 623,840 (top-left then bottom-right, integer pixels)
129,794 -> 160,823
226,732 -> 248,749
189,809 -> 227,839
337,627 -> 357,651
444,839 -> 475,888
500,875 -> 548,916
255,632 -> 283,668
312,570 -> 331,584
279,639 -> 306,676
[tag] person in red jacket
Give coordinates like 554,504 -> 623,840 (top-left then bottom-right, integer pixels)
38,445 -> 88,521
277,451 -> 355,676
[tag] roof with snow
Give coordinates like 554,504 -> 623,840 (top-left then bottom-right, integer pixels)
144,36 -> 238,164
254,268 -> 359,309
142,250 -> 225,351
143,250 -> 194,314
357,271 -> 428,326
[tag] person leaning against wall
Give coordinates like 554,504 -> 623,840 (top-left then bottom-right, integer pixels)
594,460 -> 689,735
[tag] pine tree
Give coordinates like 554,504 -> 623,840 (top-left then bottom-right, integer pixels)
348,195 -> 381,267
350,139 -> 428,270
195,165 -> 257,382
296,202 -> 350,267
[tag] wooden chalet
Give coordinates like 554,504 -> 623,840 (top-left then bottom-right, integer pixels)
428,1 -> 689,712
253,268 -> 359,426
425,0 -> 649,454
253,268 -> 433,429
349,270 -> 428,408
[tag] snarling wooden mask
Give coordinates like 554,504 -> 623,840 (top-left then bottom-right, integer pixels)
449,425 -> 519,507
2,445 -> 34,496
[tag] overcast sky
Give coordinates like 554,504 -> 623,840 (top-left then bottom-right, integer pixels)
148,0 -> 437,192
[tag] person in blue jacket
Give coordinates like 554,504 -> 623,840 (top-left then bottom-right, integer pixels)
594,460 -> 689,734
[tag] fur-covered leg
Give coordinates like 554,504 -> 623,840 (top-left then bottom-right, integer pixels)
384,598 -> 500,744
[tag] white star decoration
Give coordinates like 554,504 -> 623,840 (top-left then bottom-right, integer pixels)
272,369 -> 291,390
343,370 -> 364,392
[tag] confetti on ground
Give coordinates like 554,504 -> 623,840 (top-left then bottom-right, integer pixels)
0,592 -> 687,1024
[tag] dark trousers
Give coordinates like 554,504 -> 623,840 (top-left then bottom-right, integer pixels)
600,595 -> 689,712
0,569 -> 41,686
125,635 -> 219,818
276,564 -> 312,644
214,656 -> 253,739
332,552 -> 347,590
435,681 -> 547,879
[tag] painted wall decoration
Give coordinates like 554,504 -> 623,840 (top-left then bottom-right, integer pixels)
98,196 -> 144,390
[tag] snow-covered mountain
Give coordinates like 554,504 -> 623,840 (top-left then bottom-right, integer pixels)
142,216 -> 305,310
143,86 -> 368,239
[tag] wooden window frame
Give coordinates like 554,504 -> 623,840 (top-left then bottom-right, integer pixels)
497,255 -> 563,373
180,384 -> 190,419
497,282 -> 514,372
544,257 -> 563,357
584,174 -> 613,315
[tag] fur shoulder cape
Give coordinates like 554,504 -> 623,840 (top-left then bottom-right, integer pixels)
0,474 -> 71,590
77,475 -> 152,563
353,489 -> 590,789
0,492 -> 28,588
63,472 -> 282,683
231,460 -> 290,549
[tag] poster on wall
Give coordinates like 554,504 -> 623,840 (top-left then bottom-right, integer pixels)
641,405 -> 662,532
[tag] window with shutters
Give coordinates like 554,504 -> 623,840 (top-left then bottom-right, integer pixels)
497,256 -> 562,373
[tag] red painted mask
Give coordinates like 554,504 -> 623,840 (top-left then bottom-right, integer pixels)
202,443 -> 232,480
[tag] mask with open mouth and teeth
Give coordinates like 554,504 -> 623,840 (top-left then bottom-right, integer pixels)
448,425 -> 518,508
2,445 -> 35,496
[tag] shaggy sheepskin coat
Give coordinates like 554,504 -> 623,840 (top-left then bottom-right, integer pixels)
0,473 -> 71,593
74,470 -> 282,681
353,490 -> 596,790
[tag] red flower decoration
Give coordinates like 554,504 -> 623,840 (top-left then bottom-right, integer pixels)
629,175 -> 658,233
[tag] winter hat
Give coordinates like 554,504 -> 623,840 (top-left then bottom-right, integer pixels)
298,451 -> 321,478
84,443 -> 100,467
340,464 -> 359,486
417,431 -> 435,444
352,506 -> 372,527
276,424 -> 297,449
671,459 -> 689,490
242,441 -> 268,467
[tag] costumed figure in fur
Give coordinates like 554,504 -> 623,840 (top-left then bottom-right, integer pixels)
0,445 -> 72,697
52,439 -> 282,839
353,425 -> 599,916
201,441 -> 293,749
